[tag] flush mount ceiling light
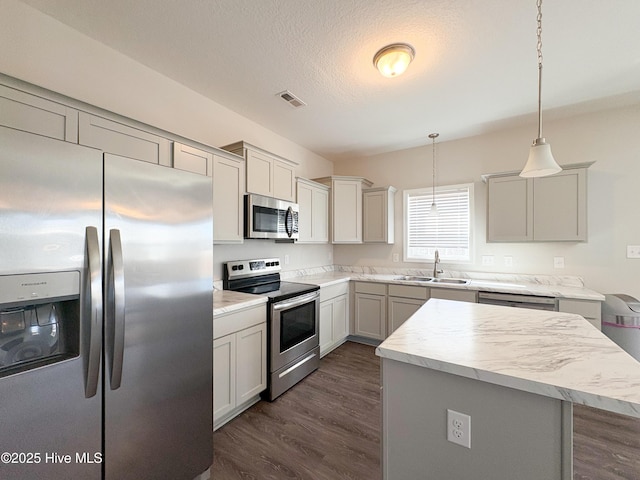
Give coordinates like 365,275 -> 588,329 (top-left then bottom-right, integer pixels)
520,0 -> 562,178
373,43 -> 415,78
428,132 -> 439,216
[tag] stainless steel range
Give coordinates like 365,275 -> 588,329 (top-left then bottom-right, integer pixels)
223,258 -> 320,400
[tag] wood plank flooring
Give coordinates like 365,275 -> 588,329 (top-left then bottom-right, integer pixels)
574,404 -> 640,479
212,341 -> 640,480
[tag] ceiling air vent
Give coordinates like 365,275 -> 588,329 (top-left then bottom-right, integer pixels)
277,90 -> 306,108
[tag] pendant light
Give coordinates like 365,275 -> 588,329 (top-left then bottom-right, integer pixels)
428,133 -> 439,216
519,0 -> 562,178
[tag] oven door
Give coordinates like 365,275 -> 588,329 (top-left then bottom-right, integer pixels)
270,290 -> 319,372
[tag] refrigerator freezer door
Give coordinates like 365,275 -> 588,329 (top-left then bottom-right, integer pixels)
0,127 -> 103,479
103,154 -> 213,480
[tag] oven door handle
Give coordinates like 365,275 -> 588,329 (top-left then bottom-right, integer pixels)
272,290 -> 319,311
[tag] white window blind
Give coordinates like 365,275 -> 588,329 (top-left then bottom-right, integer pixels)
404,184 -> 473,262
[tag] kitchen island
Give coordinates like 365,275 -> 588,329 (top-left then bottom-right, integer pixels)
376,299 -> 640,480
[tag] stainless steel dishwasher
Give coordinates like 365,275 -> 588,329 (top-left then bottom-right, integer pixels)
478,291 -> 557,311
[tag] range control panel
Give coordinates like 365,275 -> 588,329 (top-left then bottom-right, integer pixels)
225,258 -> 281,279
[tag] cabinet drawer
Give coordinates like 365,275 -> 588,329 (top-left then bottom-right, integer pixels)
558,299 -> 601,321
388,284 -> 429,300
214,305 -> 266,339
354,281 -> 386,295
320,281 -> 350,302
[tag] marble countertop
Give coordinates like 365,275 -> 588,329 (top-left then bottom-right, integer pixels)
213,289 -> 267,316
376,299 -> 640,418
289,271 -> 604,301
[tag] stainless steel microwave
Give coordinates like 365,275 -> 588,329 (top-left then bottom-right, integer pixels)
245,194 -> 299,240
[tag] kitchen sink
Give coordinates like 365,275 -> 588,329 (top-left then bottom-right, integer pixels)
396,275 -> 434,282
430,278 -> 469,285
395,275 -> 469,285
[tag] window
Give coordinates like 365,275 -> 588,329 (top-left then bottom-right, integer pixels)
403,183 -> 473,263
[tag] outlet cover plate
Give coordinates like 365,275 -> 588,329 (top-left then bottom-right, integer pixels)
481,255 -> 494,266
627,245 -> 640,259
447,409 -> 471,449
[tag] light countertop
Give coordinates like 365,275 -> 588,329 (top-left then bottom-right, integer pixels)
376,299 -> 640,418
213,289 -> 267,316
290,271 -> 604,301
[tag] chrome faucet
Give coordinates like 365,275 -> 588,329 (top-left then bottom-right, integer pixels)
433,249 -> 443,278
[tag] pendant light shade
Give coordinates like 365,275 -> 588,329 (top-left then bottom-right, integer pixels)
520,138 -> 561,177
519,0 -> 562,178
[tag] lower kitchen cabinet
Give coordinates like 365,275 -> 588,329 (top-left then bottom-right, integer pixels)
387,284 -> 430,334
558,298 -> 602,330
354,282 -> 387,340
213,305 -> 266,430
429,287 -> 478,303
319,282 -> 349,357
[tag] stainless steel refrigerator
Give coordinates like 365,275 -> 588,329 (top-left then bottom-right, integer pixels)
0,126 -> 213,479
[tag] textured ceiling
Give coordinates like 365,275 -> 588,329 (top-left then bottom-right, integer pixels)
19,0 -> 640,160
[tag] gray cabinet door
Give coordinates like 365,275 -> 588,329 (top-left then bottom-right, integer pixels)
533,169 -> 587,241
79,112 -> 172,166
173,141 -> 212,176
487,175 -> 533,242
0,84 -> 78,142
213,154 -> 245,244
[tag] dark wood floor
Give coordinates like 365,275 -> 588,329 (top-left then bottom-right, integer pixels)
212,341 -> 640,480
574,403 -> 640,479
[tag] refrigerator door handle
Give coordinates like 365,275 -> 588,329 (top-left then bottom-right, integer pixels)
85,226 -> 102,398
106,228 -> 126,390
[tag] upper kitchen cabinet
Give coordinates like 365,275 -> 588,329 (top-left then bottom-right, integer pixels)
486,175 -> 534,241
363,186 -> 396,244
213,152 -> 245,244
533,168 -> 588,241
222,141 -> 298,202
313,176 -> 373,244
484,162 -> 592,242
79,112 -> 172,166
173,142 -> 213,176
0,84 -> 78,143
296,177 -> 329,244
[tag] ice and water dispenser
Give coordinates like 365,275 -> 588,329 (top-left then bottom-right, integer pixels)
0,271 -> 80,376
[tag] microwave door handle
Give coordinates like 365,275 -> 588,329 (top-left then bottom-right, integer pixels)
285,206 -> 293,237
84,226 -> 102,399
106,229 -> 126,390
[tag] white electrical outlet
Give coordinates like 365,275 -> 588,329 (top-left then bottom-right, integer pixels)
447,409 -> 471,449
284,254 -> 290,265
481,255 -> 494,266
553,256 -> 565,268
392,253 -> 400,263
504,255 -> 513,267
627,245 -> 640,259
